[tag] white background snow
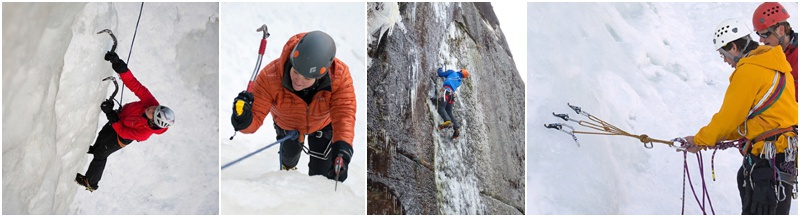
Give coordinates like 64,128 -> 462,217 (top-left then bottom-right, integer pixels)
3,2 -> 219,214
494,2 -> 527,85
218,2 -> 366,215
527,2 -> 798,215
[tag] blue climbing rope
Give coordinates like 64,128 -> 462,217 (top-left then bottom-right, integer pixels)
221,131 -> 299,170
119,2 -> 144,103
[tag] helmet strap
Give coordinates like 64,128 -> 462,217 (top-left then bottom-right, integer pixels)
731,37 -> 753,64
719,37 -> 751,65
720,48 -> 737,63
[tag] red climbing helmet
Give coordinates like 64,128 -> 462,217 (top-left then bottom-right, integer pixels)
752,2 -> 790,31
460,69 -> 469,78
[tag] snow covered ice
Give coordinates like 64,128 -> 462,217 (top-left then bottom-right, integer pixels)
527,2 -> 798,215
3,2 -> 219,214
219,3 -> 366,215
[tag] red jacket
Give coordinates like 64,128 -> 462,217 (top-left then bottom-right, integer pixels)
241,32 -> 357,146
112,70 -> 168,141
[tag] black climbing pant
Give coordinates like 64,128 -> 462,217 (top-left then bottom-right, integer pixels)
84,122 -> 132,189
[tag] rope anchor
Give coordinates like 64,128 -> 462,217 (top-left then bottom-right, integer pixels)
545,103 -> 674,149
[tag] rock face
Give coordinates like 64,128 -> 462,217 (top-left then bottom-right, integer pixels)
367,2 -> 525,215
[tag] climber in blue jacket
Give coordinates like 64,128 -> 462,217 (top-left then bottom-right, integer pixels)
434,67 -> 469,139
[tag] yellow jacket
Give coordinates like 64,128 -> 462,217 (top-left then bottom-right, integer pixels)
694,45 -> 797,155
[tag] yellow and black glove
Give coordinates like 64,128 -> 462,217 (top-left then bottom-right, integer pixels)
231,91 -> 254,131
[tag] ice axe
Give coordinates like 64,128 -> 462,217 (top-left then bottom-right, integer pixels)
334,153 -> 344,191
97,29 -> 118,53
101,76 -> 120,108
230,24 -> 270,140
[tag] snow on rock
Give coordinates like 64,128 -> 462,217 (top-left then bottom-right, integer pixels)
3,2 -> 219,214
368,2 -> 524,215
527,2 -> 798,215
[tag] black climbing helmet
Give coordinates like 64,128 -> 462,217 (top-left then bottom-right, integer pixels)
290,31 -> 336,79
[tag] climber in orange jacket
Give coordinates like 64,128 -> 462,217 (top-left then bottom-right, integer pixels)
231,31 -> 356,182
682,19 -> 797,215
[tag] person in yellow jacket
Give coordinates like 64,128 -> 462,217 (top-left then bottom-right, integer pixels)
682,19 -> 797,215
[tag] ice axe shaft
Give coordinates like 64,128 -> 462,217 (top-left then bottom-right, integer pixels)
247,24 -> 270,92
231,24 -> 270,140
334,153 -> 344,191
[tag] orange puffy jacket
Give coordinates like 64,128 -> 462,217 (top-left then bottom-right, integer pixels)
240,32 -> 357,146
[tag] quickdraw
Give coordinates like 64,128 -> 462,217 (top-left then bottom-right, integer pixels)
544,103 -> 677,149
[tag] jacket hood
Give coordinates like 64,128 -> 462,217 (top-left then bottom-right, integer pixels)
735,45 -> 793,77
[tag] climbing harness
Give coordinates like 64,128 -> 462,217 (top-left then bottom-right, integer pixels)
441,87 -> 455,104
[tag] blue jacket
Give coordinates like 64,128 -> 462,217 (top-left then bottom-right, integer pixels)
438,68 -> 464,91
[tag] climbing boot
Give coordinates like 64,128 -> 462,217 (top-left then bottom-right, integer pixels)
438,121 -> 453,130
75,173 -> 96,192
281,165 -> 297,171
452,128 -> 460,140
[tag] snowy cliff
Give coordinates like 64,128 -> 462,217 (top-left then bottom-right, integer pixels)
367,2 -> 525,215
3,2 -> 219,214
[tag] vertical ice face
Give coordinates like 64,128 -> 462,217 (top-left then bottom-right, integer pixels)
4,2 -> 220,214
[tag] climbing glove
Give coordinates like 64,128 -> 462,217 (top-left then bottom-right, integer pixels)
231,91 -> 254,131
743,163 -> 778,215
328,141 -> 353,182
100,99 -> 119,123
104,51 -> 128,73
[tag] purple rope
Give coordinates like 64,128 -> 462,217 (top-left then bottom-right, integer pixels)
683,152 -> 705,215
682,152 -> 687,214
683,151 -> 717,215
678,139 -> 745,215
698,152 -> 716,214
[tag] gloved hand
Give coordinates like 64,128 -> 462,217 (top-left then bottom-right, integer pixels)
104,51 -> 128,73
231,91 -> 254,131
100,99 -> 115,114
743,164 -> 778,214
328,141 -> 353,182
100,99 -> 119,123
675,136 -> 705,153
104,51 -> 120,61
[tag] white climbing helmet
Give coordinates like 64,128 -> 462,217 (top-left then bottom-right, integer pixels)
713,18 -> 752,50
153,105 -> 175,128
